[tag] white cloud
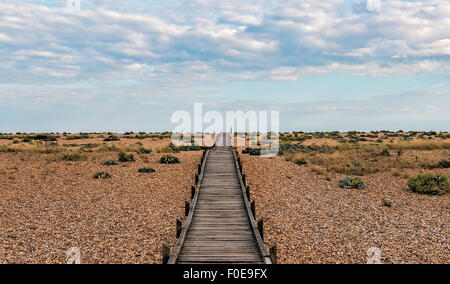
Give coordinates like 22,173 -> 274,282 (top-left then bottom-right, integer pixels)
0,1 -> 449,132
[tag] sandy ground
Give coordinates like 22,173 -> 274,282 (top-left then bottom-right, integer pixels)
241,155 -> 450,264
1,133 -> 448,264
0,151 -> 201,264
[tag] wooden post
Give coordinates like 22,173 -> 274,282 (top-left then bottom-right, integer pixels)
242,174 -> 246,186
239,163 -> 242,173
251,201 -> 256,218
258,219 -> 264,241
269,244 -> 277,264
195,174 -> 199,185
246,186 -> 250,201
162,244 -> 170,264
198,164 -> 201,175
191,186 -> 196,199
185,201 -> 190,216
176,219 -> 182,238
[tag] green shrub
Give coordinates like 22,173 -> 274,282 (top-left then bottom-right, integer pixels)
61,153 -> 85,161
178,145 -> 203,151
438,160 -> 450,168
242,147 -> 262,155
156,144 -> 177,153
137,147 -> 152,154
118,151 -> 135,162
382,198 -> 392,208
93,172 -> 111,179
138,167 -> 156,173
66,134 -> 90,140
339,177 -> 366,190
103,160 -> 119,166
29,134 -> 58,141
169,143 -> 181,153
408,174 -> 449,195
104,135 -> 120,142
295,158 -> 307,165
160,155 -> 180,164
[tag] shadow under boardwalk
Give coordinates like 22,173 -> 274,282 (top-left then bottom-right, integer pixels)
176,134 -> 265,264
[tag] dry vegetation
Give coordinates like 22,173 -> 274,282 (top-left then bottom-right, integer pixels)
1,131 -> 448,264
0,132 -> 203,264
239,131 -> 449,264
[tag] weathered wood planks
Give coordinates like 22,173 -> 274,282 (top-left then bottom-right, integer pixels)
167,133 -> 271,264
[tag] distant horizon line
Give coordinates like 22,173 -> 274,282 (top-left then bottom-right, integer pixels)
1,130 -> 449,135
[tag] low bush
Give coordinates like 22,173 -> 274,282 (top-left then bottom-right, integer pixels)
295,158 -> 307,165
93,172 -> 111,179
160,155 -> 180,164
61,153 -> 85,161
118,152 -> 135,162
137,147 -> 152,154
66,134 -> 90,140
178,145 -> 203,151
408,174 -> 449,195
242,147 -> 262,155
381,198 -> 392,208
104,135 -> 120,142
156,144 -> 178,153
279,144 -> 335,155
378,149 -> 390,156
138,167 -> 156,173
103,160 -> 119,166
29,134 -> 58,141
339,177 -> 366,190
438,160 -> 450,168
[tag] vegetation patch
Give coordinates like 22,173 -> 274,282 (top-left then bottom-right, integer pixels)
0,146 -> 17,153
339,177 -> 366,190
93,172 -> 112,179
118,152 -> 135,162
138,167 -> 156,173
279,144 -> 335,155
160,155 -> 180,164
63,143 -> 99,148
408,174 -> 449,196
178,145 -> 203,151
137,147 -> 152,154
295,158 -> 307,165
103,160 -> 119,166
438,160 -> 450,168
242,147 -> 262,156
29,134 -> 58,141
156,143 -> 178,153
66,134 -> 90,140
104,135 -> 120,142
61,153 -> 86,161
382,198 -> 392,208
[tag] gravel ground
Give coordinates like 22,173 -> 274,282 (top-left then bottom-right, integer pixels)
0,151 -> 201,264
241,155 -> 450,264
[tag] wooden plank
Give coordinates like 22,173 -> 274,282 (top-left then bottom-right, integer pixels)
169,133 -> 269,264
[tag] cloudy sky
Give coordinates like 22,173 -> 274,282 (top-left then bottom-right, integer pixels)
0,0 -> 449,132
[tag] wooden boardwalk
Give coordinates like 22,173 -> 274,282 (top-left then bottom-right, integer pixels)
168,133 -> 271,264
